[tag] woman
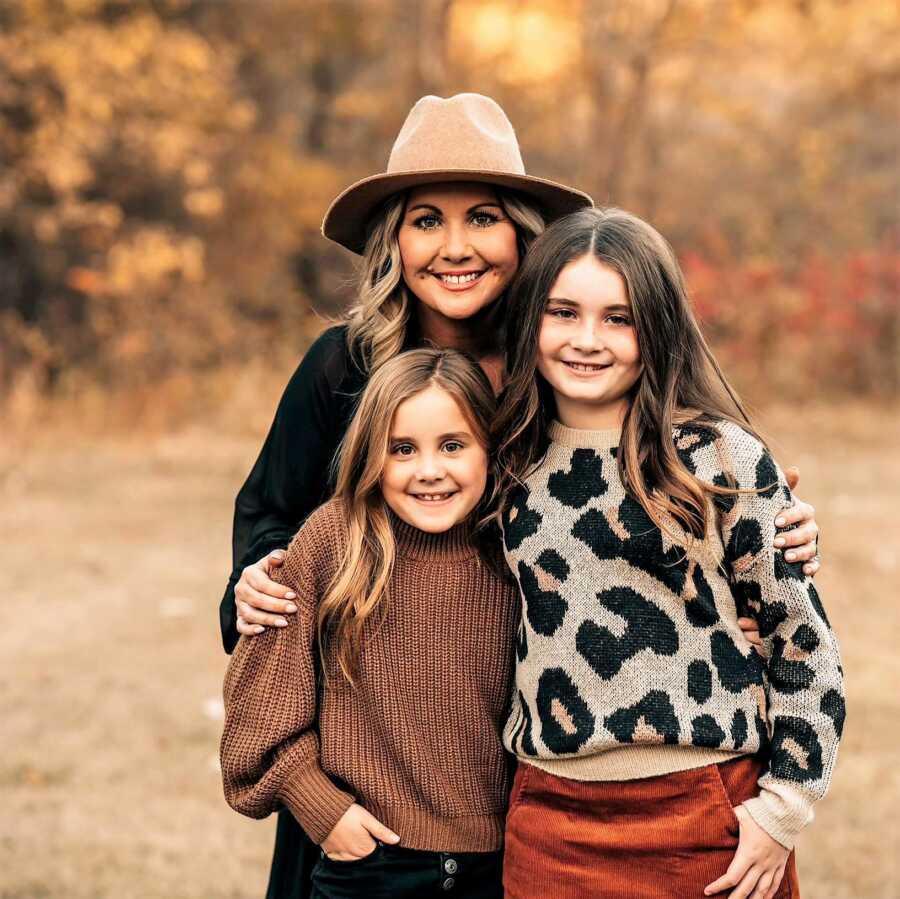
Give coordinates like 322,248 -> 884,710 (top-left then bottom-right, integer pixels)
220,94 -> 822,899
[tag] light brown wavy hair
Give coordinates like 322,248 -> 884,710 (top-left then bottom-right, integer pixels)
495,207 -> 768,543
345,187 -> 545,373
320,347 -> 498,685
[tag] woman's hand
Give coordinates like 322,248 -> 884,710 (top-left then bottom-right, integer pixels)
320,804 -> 401,862
704,805 -> 790,899
235,550 -> 298,636
778,468 -> 820,577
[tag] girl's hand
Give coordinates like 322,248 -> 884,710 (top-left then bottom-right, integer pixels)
778,468 -> 820,577
704,805 -> 790,899
320,803 -> 401,861
235,550 -> 298,636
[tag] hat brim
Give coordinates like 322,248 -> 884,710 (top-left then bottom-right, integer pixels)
321,169 -> 593,255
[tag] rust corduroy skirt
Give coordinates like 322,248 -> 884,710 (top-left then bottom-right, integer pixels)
503,755 -> 800,899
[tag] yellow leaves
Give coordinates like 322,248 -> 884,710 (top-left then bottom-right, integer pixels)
184,188 -> 224,218
450,0 -> 580,83
106,229 -> 205,294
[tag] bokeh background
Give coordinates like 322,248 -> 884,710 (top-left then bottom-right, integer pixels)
2,0 -> 897,896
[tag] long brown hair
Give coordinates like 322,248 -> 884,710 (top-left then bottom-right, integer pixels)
321,347 -> 497,684
495,207 -> 765,541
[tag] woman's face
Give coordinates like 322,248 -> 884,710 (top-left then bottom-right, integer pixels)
398,182 -> 520,325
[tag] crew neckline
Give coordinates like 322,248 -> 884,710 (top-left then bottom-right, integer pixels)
548,420 -> 622,450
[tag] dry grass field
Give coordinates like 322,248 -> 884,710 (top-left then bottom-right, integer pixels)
2,401 -> 897,898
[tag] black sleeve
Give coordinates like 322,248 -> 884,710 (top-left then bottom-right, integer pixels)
219,325 -> 362,653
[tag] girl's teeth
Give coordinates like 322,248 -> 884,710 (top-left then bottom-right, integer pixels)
440,273 -> 480,285
417,493 -> 452,502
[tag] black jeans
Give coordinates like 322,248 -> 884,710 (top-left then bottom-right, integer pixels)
310,843 -> 504,899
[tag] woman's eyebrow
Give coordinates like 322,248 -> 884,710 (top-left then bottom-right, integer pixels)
405,202 -> 503,215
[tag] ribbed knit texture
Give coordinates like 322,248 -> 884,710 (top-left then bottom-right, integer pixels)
501,418 -> 845,849
220,499 -> 519,852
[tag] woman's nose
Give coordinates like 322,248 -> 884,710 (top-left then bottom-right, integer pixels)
441,221 -> 472,261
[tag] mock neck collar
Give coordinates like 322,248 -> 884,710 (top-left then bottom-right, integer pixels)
389,510 -> 478,562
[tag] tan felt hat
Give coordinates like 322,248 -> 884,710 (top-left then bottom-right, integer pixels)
321,93 -> 593,254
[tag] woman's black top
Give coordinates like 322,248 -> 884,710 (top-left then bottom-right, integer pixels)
219,324 -> 368,653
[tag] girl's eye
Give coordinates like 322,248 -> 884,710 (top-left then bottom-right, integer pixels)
443,441 -> 464,453
608,314 -> 632,326
470,211 -> 500,228
412,214 -> 441,231
548,307 -> 576,320
392,444 -> 415,456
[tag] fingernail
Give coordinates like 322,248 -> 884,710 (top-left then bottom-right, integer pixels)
774,537 -> 785,547
285,603 -> 297,613
785,551 -> 796,561
254,626 -> 264,634
275,618 -> 288,627
285,592 -> 296,600
775,517 -> 786,526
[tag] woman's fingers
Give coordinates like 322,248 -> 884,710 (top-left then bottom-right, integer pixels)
245,566 -> 297,603
236,616 -> 264,636
238,578 -> 297,614
236,598 -> 289,628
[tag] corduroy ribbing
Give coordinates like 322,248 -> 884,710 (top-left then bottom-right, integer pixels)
221,498 -> 519,852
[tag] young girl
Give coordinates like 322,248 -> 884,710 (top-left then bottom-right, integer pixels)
494,208 -> 845,899
220,348 -> 519,899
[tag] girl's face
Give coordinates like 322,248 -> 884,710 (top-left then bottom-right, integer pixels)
381,384 -> 489,533
537,254 -> 642,430
398,182 -> 519,326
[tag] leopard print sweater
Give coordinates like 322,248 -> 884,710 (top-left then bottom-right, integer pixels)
501,418 -> 844,849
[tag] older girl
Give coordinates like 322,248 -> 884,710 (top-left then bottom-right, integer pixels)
494,208 -> 845,899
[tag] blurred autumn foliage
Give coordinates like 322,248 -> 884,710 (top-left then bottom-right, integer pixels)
0,0 -> 897,428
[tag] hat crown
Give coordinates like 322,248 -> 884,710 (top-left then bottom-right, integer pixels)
387,93 -> 526,175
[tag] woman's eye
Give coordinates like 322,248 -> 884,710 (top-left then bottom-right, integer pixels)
548,308 -> 576,320
608,314 -> 632,326
413,214 -> 441,231
470,212 -> 499,227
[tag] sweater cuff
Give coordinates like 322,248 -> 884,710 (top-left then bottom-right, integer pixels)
742,786 -> 814,851
278,764 -> 356,845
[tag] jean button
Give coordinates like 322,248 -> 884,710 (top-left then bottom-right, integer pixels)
443,876 -> 456,890
444,858 -> 458,874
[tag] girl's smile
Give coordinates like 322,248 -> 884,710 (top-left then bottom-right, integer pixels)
381,384 -> 488,533
537,255 -> 642,430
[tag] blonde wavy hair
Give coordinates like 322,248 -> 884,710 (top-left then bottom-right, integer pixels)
319,347 -> 497,685
346,188 -> 546,372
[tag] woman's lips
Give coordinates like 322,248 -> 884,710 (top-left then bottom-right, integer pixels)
430,270 -> 488,291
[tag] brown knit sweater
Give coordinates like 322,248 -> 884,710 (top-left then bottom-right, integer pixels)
220,498 -> 519,852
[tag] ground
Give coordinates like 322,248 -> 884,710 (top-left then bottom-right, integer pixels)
2,401 -> 897,898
